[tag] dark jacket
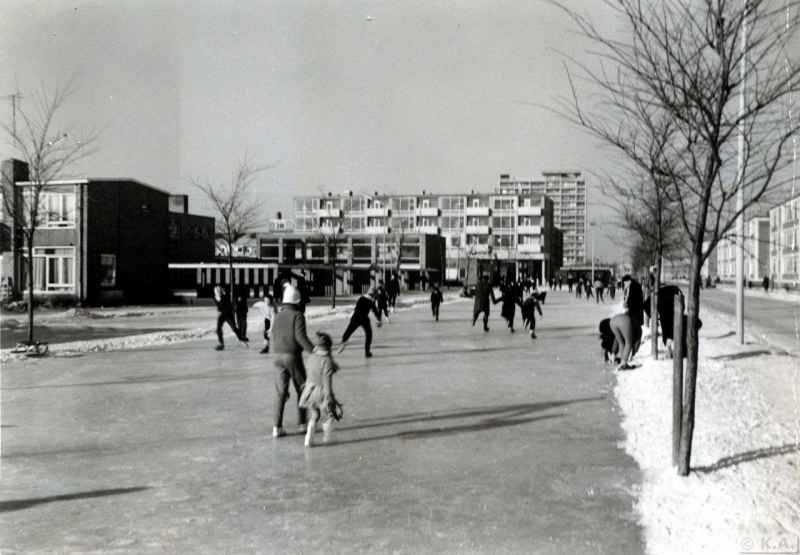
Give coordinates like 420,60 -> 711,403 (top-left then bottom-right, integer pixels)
271,304 -> 314,355
215,295 -> 234,316
497,286 -> 522,319
351,295 -> 379,322
473,280 -> 494,313
521,296 -> 542,326
430,289 -> 443,306
624,279 -> 645,325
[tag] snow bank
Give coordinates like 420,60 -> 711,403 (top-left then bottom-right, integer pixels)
616,310 -> 800,554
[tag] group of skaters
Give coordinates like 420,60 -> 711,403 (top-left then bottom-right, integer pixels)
470,274 -> 544,338
572,276 -> 617,302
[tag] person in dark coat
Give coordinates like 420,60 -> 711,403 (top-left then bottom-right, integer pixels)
644,285 -> 702,359
235,290 -> 249,341
762,275 -> 770,292
495,281 -> 522,332
271,284 -> 314,438
213,285 -> 246,351
337,287 -> 380,357
471,274 -> 496,332
575,279 -> 583,298
387,274 -> 400,309
609,280 -> 617,300
430,284 -> 443,321
375,283 -> 391,323
521,291 -> 543,339
598,317 -> 618,362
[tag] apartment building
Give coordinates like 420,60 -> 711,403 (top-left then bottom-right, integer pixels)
716,217 -> 771,283
1,158 -> 214,304
292,189 -> 562,285
496,171 -> 587,266
769,193 -> 800,287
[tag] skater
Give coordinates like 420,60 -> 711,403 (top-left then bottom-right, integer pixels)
337,287 -> 380,357
235,290 -> 249,340
521,289 -> 543,338
575,279 -> 583,298
271,284 -> 315,438
252,292 -> 276,354
375,283 -> 391,323
495,281 -> 522,332
387,273 -> 400,310
430,283 -> 443,321
762,275 -> 770,293
594,279 -> 604,303
471,273 -> 496,332
299,331 -> 342,447
213,285 -> 247,351
420,272 -> 428,291
609,280 -> 616,300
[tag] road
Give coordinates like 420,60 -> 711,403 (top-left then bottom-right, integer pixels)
0,291 -> 643,554
698,288 -> 800,354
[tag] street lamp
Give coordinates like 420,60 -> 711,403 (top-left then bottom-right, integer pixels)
590,221 -> 596,284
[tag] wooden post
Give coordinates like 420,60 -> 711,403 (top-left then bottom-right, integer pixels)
672,293 -> 685,467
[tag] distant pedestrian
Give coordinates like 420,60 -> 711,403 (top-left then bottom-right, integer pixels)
420,272 -> 428,291
252,292 -> 276,354
430,284 -> 443,321
521,289 -> 543,339
213,286 -> 247,351
271,284 -> 315,438
558,277 -> 563,291
387,273 -> 400,310
594,279 -> 604,303
299,331 -> 342,447
585,280 -> 594,300
609,281 -> 617,300
575,279 -> 583,298
472,274 -> 496,332
376,283 -> 391,323
337,287 -> 380,358
235,291 -> 249,340
762,275 -> 770,293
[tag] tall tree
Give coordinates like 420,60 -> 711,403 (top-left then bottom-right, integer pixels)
192,156 -> 268,302
1,81 -> 97,346
554,0 -> 800,475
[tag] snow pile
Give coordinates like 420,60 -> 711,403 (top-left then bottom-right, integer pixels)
0,291 -> 463,362
616,310 -> 800,554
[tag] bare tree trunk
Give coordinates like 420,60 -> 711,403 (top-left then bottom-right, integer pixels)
678,252 -> 703,476
651,250 -> 662,358
227,245 -> 234,303
26,241 -> 35,345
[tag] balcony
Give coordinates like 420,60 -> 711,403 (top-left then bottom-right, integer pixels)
365,225 -> 389,235
416,225 -> 440,235
465,206 -> 490,217
467,244 -> 490,253
517,225 -> 542,235
317,207 -> 342,218
517,243 -> 542,253
516,206 -> 541,216
415,206 -> 440,217
465,225 -> 490,235
366,207 -> 391,217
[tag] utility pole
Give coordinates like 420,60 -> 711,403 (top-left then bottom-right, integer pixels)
735,1 -> 749,344
6,91 -> 23,137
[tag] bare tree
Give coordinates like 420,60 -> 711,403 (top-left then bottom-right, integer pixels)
553,0 -> 800,475
191,156 -> 269,302
316,216 -> 344,308
1,81 -> 97,346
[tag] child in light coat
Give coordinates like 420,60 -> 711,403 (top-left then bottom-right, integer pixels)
298,332 -> 342,447
252,293 -> 276,354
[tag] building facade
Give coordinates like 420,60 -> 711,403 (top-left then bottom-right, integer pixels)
292,190 -> 562,285
769,193 -> 799,288
496,171 -> 587,266
1,159 -> 214,304
716,217 -> 771,283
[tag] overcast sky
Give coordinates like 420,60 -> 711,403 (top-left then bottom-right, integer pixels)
1,0 -> 630,260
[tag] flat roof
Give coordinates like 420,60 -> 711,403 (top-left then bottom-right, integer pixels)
16,177 -> 171,196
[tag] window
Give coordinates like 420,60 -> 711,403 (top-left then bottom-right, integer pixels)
493,198 -> 514,210
21,247 -> 75,292
100,254 -> 117,287
26,191 -> 76,228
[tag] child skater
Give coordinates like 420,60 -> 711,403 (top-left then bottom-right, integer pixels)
430,283 -> 443,321
299,331 -> 342,447
252,292 -> 276,354
521,289 -> 543,339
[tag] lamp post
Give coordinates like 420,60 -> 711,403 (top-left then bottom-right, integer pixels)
590,221 -> 596,284
735,0 -> 749,344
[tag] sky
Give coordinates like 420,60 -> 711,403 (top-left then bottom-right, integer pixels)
1,0 -> 630,261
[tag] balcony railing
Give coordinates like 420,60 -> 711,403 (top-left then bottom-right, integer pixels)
465,225 -> 490,235
365,225 -> 389,235
415,225 -> 440,235
517,243 -> 542,253
366,207 -> 391,217
317,208 -> 343,218
517,225 -> 542,235
415,206 -> 440,217
465,206 -> 490,216
516,206 -> 541,216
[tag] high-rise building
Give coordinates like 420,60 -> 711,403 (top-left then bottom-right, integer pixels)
292,189 -> 563,285
496,172 -> 587,266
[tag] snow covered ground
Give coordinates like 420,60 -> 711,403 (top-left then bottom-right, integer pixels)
616,309 -> 800,554
716,285 -> 800,304
0,291 -> 462,362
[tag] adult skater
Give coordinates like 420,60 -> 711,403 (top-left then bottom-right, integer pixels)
430,283 -> 443,321
387,273 -> 400,310
594,279 -> 604,303
575,278 -> 583,298
471,273 -> 496,332
521,289 -> 544,339
213,285 -> 247,351
271,284 -> 315,438
495,280 -> 522,332
337,287 -> 380,358
375,283 -> 391,323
